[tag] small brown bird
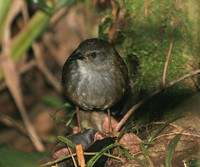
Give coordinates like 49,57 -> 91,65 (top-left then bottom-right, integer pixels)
62,38 -> 129,131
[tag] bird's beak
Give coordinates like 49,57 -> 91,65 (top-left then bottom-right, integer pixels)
85,56 -> 89,61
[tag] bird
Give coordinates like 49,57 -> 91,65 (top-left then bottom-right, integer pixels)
62,38 -> 129,131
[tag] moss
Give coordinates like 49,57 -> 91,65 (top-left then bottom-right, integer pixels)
99,0 -> 199,100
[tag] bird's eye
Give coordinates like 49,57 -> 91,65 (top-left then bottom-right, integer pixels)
91,52 -> 96,58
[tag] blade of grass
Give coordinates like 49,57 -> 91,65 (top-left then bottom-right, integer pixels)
118,122 -> 133,141
165,132 -> 182,167
87,143 -> 121,167
11,11 -> 50,62
31,0 -> 53,13
144,140 -> 155,145
49,114 -> 67,123
133,156 -> 149,167
119,144 -> 149,167
56,102 -> 72,111
0,0 -> 13,40
119,144 -> 133,160
148,116 -> 182,142
51,103 -> 75,135
0,8 -> 50,82
55,0 -> 76,11
0,147 -> 46,167
140,143 -> 154,167
189,158 -> 200,167
42,96 -> 62,107
0,0 -> 76,82
0,112 -> 29,135
11,0 -> 77,62
57,136 -> 75,149
49,112 -> 75,127
116,122 -> 133,155
52,102 -> 75,124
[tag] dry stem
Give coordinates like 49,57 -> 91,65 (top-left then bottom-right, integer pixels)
163,38 -> 174,86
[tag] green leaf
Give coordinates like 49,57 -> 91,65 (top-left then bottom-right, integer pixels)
119,144 -> 133,160
0,147 -> 46,167
142,140 -> 154,145
132,156 -> 149,167
56,102 -> 72,111
116,122 -> 135,156
55,0 -> 76,12
0,0 -> 13,40
118,122 -> 133,141
49,114 -> 66,122
42,96 -> 62,107
54,102 -> 74,123
148,116 -> 182,142
98,17 -> 113,40
0,113 -> 29,136
57,136 -> 75,149
11,11 -> 50,62
165,133 -> 182,167
87,143 -> 120,167
140,143 -> 154,167
189,158 -> 200,167
31,0 -> 53,12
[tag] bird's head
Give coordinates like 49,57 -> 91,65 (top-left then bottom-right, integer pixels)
68,38 -> 117,66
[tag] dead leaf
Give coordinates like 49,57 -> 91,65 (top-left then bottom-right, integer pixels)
119,133 -> 142,153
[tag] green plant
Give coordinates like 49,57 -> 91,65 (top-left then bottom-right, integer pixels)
0,0 -> 76,80
99,0 -> 200,97
0,147 -> 46,167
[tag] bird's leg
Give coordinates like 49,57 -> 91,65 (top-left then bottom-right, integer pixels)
107,109 -> 112,132
76,106 -> 82,132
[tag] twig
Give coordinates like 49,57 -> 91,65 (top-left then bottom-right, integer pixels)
153,132 -> 200,141
0,60 -> 36,91
145,2 -> 148,18
32,43 -> 62,93
52,0 -> 56,9
0,112 -> 40,141
150,121 -> 184,131
76,106 -> 82,132
108,109 -> 112,132
66,140 -> 78,167
41,152 -> 124,167
144,0 -> 154,18
110,0 -> 117,20
163,38 -> 174,86
116,69 -> 200,131
50,7 -> 67,24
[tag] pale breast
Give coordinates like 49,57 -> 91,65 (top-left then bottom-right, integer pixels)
66,61 -> 126,110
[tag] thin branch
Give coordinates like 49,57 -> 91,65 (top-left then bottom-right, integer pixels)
153,132 -> 200,141
163,38 -> 174,86
116,69 -> 200,131
66,140 -> 78,167
32,43 -> 62,93
0,60 -> 36,91
165,70 -> 200,88
41,152 -> 124,167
